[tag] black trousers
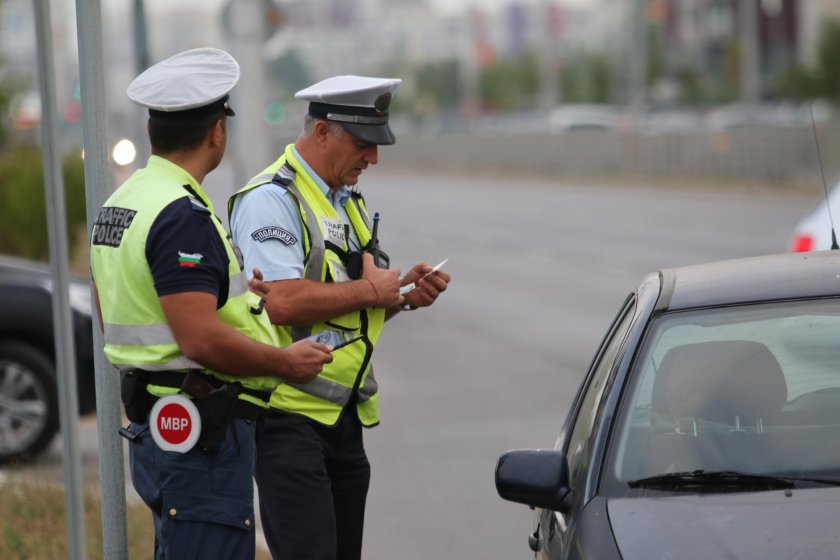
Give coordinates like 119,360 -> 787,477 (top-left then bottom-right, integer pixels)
255,408 -> 370,560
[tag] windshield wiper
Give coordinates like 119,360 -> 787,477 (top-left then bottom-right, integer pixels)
628,470 -> 797,490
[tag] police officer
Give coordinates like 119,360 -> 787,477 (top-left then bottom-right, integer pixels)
228,75 -> 451,560
89,48 -> 333,559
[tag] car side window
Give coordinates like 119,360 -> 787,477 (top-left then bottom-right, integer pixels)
566,299 -> 635,485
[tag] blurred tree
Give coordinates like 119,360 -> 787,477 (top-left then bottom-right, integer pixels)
772,61 -> 819,101
647,28 -> 664,88
710,39 -> 740,103
559,53 -> 615,103
0,147 -> 86,261
676,67 -> 704,105
815,19 -> 840,104
415,59 -> 463,113
0,55 -> 87,262
0,56 -> 28,149
477,51 -> 540,111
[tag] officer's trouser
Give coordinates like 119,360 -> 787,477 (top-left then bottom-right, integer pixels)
254,407 -> 370,560
127,418 -> 257,560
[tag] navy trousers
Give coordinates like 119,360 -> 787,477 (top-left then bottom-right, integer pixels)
128,418 -> 258,560
254,408 -> 371,560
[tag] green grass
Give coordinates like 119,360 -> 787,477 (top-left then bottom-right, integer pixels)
0,481 -> 271,559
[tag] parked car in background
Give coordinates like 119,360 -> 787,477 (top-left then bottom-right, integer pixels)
0,255 -> 96,464
549,104 -> 620,133
496,251 -> 840,559
789,175 -> 840,252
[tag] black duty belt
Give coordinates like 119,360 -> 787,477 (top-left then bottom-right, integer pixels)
132,370 -> 271,421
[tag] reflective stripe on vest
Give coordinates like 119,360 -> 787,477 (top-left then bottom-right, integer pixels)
289,367 -> 378,406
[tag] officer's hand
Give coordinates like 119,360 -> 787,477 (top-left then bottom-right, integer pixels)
402,262 -> 451,309
281,340 -> 333,383
361,253 -> 403,308
249,268 -> 271,298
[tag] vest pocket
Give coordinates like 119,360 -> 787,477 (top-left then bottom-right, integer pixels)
324,310 -> 361,332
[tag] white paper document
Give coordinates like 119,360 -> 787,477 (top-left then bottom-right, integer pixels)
400,258 -> 449,295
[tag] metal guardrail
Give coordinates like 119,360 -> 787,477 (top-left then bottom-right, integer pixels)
376,125 -> 840,190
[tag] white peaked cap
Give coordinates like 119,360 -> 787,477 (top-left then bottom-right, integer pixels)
295,75 -> 402,145
295,75 -> 402,106
127,48 -> 240,113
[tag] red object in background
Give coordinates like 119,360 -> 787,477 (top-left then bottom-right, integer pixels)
791,235 -> 814,252
63,100 -> 82,123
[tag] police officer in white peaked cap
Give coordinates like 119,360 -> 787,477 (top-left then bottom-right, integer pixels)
90,47 -> 331,559
229,74 -> 451,560
295,75 -> 402,145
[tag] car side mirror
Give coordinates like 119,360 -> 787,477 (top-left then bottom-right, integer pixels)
495,449 -> 571,513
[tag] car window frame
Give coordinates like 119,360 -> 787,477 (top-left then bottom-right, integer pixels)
580,274 -> 662,502
563,294 -> 637,487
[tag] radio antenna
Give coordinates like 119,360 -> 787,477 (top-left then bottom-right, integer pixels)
809,102 -> 839,250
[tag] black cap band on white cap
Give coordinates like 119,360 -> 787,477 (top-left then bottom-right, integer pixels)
308,102 -> 389,125
149,95 -> 235,120
307,100 -> 396,145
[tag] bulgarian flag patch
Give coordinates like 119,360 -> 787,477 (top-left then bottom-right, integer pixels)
178,251 -> 203,267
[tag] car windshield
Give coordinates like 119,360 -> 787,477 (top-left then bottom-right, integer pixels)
606,298 -> 840,494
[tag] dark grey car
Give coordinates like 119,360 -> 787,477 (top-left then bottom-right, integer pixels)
0,255 -> 96,464
496,250 -> 840,559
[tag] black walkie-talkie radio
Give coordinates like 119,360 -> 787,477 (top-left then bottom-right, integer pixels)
367,212 -> 390,269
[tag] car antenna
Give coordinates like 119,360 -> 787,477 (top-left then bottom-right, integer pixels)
809,101 -> 839,250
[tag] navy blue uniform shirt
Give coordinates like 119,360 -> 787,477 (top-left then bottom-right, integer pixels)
145,197 -> 230,308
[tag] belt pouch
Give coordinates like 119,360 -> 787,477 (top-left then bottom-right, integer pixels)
195,384 -> 238,454
120,371 -> 151,424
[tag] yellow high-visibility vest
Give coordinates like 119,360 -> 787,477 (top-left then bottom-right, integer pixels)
91,155 -> 283,402
230,144 -> 385,426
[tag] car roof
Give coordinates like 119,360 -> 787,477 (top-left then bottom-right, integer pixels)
655,250 -> 840,311
0,254 -> 52,280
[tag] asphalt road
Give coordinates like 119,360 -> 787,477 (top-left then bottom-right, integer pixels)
10,169 -> 818,559
355,171 -> 814,560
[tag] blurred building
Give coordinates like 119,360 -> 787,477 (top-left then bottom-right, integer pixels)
654,0 -> 840,102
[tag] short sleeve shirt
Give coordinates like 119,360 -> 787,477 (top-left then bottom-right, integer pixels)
231,147 -> 359,283
146,197 -> 230,308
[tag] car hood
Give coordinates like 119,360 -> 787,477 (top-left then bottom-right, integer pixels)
608,488 -> 840,560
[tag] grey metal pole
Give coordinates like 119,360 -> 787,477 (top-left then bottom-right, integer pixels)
132,0 -> 150,164
228,0 -> 271,185
73,0 -> 130,558
628,0 -> 649,113
32,0 -> 86,558
739,0 -> 761,103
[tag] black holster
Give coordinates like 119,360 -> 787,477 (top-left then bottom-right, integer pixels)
194,384 -> 240,454
120,371 -> 152,424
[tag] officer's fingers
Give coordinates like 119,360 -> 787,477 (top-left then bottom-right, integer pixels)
252,268 -> 263,281
418,273 -> 447,293
433,270 -> 451,284
361,252 -> 376,270
412,285 -> 437,305
412,262 -> 432,276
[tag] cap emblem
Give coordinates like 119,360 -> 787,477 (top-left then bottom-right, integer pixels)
374,92 -> 392,114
